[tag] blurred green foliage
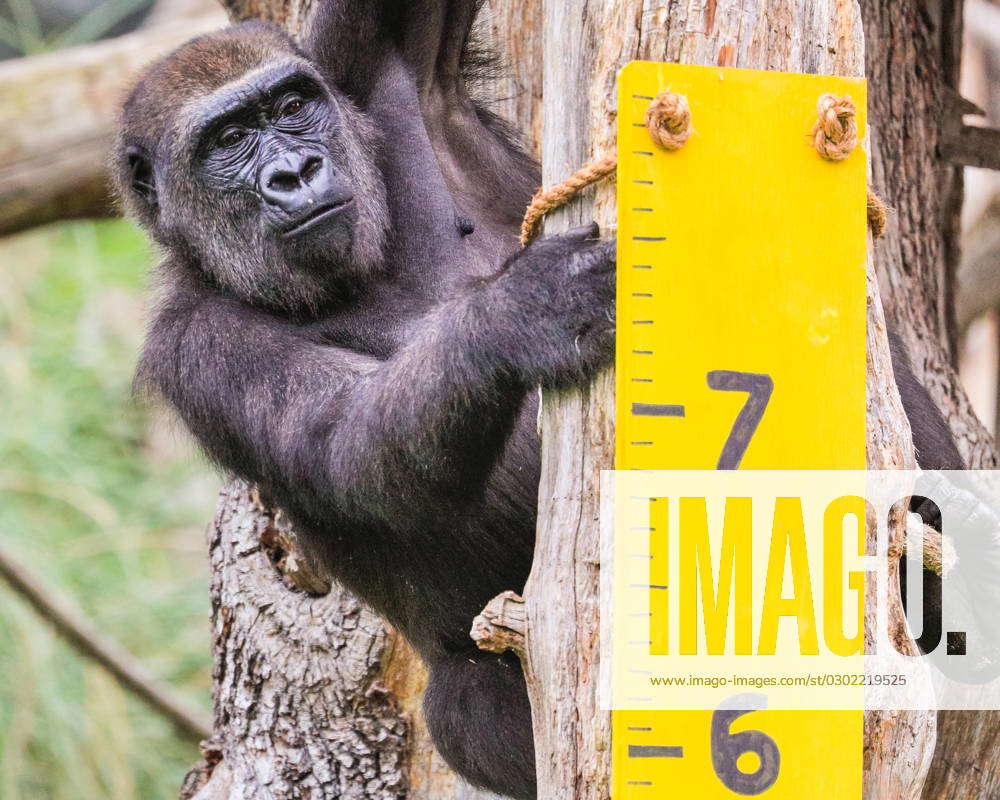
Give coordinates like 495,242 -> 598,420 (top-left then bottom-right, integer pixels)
0,219 -> 217,800
0,0 -> 153,58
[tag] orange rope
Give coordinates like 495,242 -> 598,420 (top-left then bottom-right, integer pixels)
812,93 -> 889,238
519,91 -> 888,246
519,155 -> 618,246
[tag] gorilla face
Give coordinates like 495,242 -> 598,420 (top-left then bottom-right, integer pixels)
118,30 -> 388,312
192,64 -> 359,265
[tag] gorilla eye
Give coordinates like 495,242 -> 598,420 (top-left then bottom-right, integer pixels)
278,96 -> 306,119
217,127 -> 247,149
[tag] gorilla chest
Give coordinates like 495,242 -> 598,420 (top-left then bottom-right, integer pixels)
311,294 -> 428,357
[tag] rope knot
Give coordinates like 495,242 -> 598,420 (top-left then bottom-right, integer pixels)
812,93 -> 858,161
867,190 -> 888,239
645,91 -> 692,151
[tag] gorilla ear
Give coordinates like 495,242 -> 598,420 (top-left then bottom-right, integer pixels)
126,146 -> 158,210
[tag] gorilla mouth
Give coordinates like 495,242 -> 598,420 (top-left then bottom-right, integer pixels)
282,198 -> 354,238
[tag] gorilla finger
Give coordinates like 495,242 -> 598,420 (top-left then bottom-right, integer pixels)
570,239 -> 617,276
550,221 -> 600,242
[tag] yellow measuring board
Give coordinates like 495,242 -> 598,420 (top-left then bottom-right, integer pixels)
613,62 -> 867,797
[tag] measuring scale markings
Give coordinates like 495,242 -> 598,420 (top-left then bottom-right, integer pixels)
613,62 -> 867,798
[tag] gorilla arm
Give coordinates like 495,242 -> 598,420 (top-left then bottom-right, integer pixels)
140,229 -> 613,531
308,0 -> 537,248
307,0 -> 482,96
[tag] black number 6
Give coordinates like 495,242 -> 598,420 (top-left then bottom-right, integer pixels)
711,694 -> 780,795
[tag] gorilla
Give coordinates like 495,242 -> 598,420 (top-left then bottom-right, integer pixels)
117,12 -> 611,798
114,4 -> 962,798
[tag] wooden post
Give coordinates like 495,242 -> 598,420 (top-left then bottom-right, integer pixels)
523,0 -> 934,797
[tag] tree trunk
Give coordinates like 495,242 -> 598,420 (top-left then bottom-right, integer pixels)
183,481 -> 499,800
182,483 -> 410,800
863,2 -> 1000,797
521,0 -> 943,797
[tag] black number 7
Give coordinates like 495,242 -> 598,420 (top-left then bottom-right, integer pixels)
707,370 -> 774,470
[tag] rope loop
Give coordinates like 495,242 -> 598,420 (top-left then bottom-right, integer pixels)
519,91 -> 886,245
519,155 -> 617,246
812,93 -> 858,161
645,91 -> 692,151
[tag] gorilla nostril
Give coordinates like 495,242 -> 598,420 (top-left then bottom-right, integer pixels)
267,170 -> 301,193
301,156 -> 323,183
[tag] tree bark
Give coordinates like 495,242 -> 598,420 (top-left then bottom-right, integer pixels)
182,483 -> 410,800
183,482 -> 499,800
863,2 -> 1000,797
863,0 -> 996,471
521,0 -> 942,797
864,266 -> 938,799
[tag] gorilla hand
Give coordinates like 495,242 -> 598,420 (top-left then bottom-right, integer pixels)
486,222 -> 616,389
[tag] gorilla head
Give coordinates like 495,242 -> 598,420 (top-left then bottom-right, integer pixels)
114,22 -> 388,312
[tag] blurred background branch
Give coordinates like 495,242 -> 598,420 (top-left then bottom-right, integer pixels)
0,539 -> 212,741
0,12 -> 223,236
0,0 -> 225,236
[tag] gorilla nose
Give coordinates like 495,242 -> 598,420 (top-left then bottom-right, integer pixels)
259,153 -> 337,214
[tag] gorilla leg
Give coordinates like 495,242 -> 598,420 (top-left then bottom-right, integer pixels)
887,327 -> 964,472
887,326 -> 965,653
423,650 -> 536,800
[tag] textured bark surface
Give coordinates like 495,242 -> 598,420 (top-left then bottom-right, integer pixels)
184,482 -> 498,800
864,2 -> 1000,796
183,482 -> 409,800
470,591 -> 527,657
522,5 -> 617,796
864,266 -> 937,799
481,0 -> 543,160
520,1 -> 933,798
864,0 -> 997,472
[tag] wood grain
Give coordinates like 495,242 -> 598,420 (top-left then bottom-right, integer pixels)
522,0 -> 937,796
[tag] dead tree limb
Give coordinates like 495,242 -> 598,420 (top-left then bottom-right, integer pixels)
0,14 -> 224,237
470,590 -> 526,658
957,191 -> 1000,332
0,537 -> 213,742
940,125 -> 1000,172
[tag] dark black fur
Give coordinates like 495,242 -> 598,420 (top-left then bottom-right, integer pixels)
116,5 -> 963,798
117,8 -> 612,797
888,329 -> 965,656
